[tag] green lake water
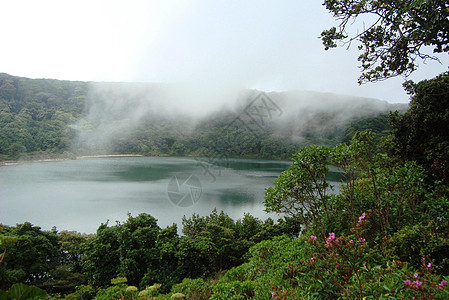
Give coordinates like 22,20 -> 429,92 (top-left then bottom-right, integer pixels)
0,157 -> 343,233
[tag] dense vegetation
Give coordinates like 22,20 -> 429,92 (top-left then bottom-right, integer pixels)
1,72 -> 448,299
0,211 -> 301,297
0,73 -> 87,159
0,73 -> 402,161
2,1 -> 449,296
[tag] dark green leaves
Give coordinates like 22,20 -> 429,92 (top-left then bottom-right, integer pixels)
390,73 -> 449,185
322,0 -> 449,83
264,146 -> 333,236
0,283 -> 48,300
321,27 -> 346,50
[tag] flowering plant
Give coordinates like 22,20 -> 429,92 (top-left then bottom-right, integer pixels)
399,256 -> 449,299
275,213 -> 376,298
272,213 -> 449,299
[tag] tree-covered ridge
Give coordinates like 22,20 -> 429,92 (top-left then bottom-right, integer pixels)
0,73 -> 87,159
0,73 -> 406,160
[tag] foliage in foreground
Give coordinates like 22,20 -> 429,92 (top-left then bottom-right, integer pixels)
322,0 -> 449,83
0,283 -> 48,300
200,74 -> 449,299
0,210 -> 300,297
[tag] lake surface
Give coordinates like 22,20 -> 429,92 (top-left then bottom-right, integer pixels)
0,157 -> 343,233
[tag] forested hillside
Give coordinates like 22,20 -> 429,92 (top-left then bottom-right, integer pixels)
0,73 -> 87,159
0,73 -> 406,160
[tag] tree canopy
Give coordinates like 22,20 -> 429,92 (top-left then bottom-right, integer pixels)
322,0 -> 449,83
390,73 -> 449,184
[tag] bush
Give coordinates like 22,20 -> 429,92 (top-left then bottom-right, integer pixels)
171,278 -> 212,300
210,281 -> 256,300
384,223 -> 449,275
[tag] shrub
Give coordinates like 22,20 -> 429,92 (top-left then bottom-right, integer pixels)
210,281 -> 256,300
170,278 -> 211,300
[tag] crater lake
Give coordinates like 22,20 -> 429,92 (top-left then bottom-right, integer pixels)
0,157 -> 343,233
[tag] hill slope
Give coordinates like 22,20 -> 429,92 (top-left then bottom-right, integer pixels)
0,73 -> 408,160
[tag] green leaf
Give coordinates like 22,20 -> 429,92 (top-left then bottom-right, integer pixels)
0,290 -> 8,300
7,283 -> 48,300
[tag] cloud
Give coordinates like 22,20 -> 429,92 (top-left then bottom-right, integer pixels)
1,0 -> 448,104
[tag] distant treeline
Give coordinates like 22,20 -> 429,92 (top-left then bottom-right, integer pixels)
0,73 -> 401,160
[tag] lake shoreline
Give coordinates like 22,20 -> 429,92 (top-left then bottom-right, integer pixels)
76,154 -> 145,159
0,152 -> 292,167
0,154 -> 145,167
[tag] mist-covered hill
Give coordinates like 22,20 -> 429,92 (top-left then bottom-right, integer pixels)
0,73 -> 408,160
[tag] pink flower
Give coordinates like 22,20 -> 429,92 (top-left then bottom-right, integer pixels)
310,235 -> 317,240
311,257 -> 316,262
358,212 -> 366,223
404,280 -> 411,285
413,273 -> 418,279
325,232 -> 336,247
271,292 -> 275,298
411,280 -> 422,288
439,280 -> 448,289
427,262 -> 432,268
358,237 -> 366,242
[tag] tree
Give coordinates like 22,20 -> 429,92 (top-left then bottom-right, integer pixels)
321,0 -> 449,83
389,73 -> 449,185
0,233 -> 17,266
84,222 -> 121,287
117,213 -> 160,287
84,213 -> 162,288
144,224 -> 180,293
57,231 -> 92,274
0,223 -> 59,289
264,146 -> 333,238
180,210 -> 243,273
47,231 -> 92,293
264,130 -> 435,239
176,236 -> 215,280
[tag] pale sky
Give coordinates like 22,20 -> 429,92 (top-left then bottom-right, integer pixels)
1,0 -> 448,103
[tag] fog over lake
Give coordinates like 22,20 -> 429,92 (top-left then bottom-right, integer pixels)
0,157 -> 285,233
0,157 -> 345,233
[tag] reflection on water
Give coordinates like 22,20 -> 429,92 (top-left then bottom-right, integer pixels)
223,158 -> 291,172
0,157 -> 291,233
216,189 -> 256,204
0,157 -> 343,234
113,165 -> 177,182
